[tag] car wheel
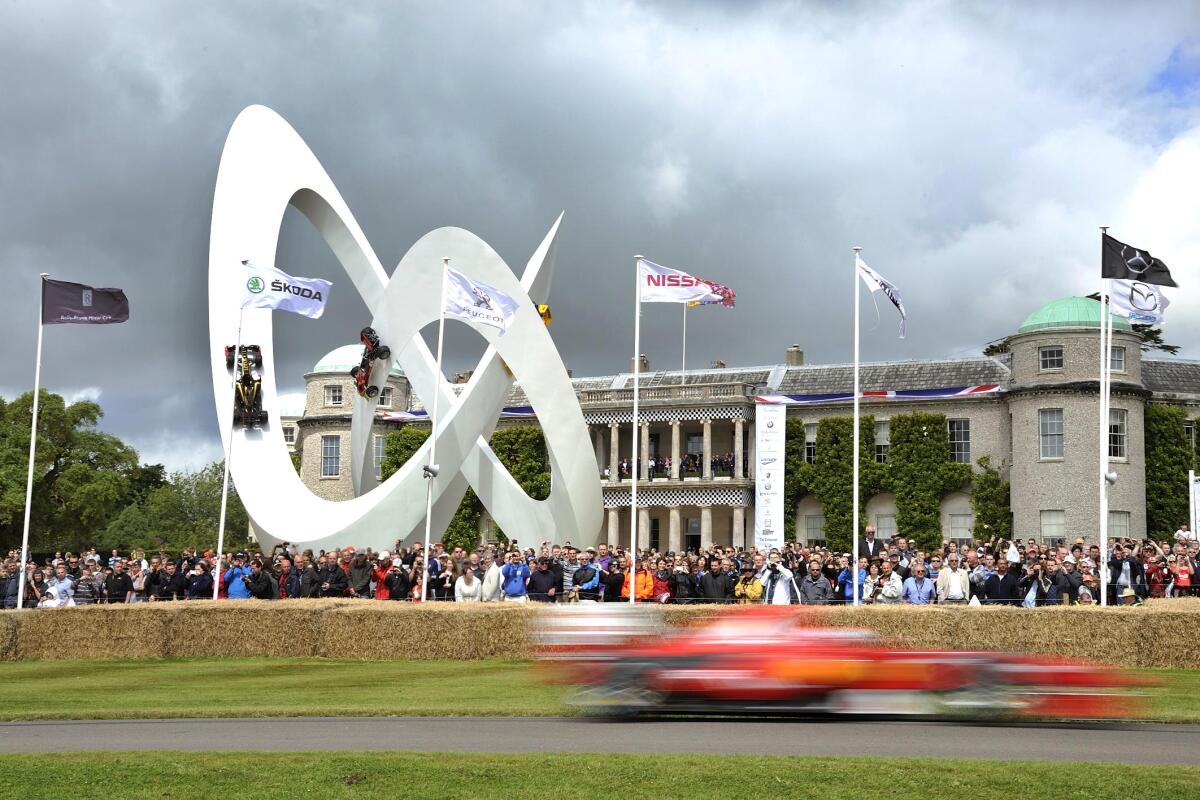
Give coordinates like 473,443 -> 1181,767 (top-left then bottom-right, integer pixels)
366,385 -> 380,399
350,365 -> 360,378
376,347 -> 391,362
252,353 -> 263,368
225,355 -> 234,369
259,411 -> 269,425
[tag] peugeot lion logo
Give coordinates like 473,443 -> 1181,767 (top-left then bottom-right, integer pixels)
472,286 -> 493,309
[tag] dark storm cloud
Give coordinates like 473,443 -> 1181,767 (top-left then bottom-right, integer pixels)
1,1 -> 1198,469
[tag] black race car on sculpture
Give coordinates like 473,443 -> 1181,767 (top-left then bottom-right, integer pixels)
225,344 -> 268,427
351,326 -> 391,399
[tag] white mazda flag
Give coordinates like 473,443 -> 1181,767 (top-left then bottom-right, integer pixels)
639,259 -> 729,305
241,260 -> 332,319
1109,279 -> 1170,325
856,254 -> 907,338
444,266 -> 520,335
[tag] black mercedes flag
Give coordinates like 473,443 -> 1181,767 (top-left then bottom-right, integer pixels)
41,278 -> 130,324
1102,233 -> 1177,287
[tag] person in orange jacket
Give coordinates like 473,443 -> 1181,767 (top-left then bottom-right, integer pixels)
621,560 -> 654,600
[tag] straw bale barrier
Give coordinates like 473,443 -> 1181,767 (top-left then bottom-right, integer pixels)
5,601 -> 1199,668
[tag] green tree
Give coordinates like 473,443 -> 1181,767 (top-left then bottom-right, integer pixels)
380,426 -> 430,479
888,413 -> 972,552
970,456 -> 1011,541
99,462 -> 250,553
0,390 -> 140,552
782,416 -> 813,542
1144,404 -> 1190,539
808,415 -> 883,552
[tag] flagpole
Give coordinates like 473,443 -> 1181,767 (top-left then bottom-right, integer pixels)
213,305 -> 244,600
15,273 -> 49,612
630,256 -> 644,603
422,257 -> 450,601
852,248 -> 862,607
1098,226 -> 1110,607
681,303 -> 687,385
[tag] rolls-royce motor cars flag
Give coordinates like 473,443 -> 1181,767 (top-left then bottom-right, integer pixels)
1102,233 -> 1178,287
639,259 -> 736,306
444,266 -> 520,334
241,260 -> 333,319
41,278 -> 129,324
855,254 -> 907,338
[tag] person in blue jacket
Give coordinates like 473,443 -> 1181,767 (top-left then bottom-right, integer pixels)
223,552 -> 254,600
500,551 -> 530,602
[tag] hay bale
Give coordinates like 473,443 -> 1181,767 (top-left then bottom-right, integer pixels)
14,604 -> 173,660
0,612 -> 17,661
1133,609 -> 1200,669
827,606 -> 958,648
318,602 -> 535,660
167,599 -> 348,658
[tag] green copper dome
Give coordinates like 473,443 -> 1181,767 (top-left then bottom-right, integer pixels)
312,344 -> 404,376
1018,297 -> 1132,334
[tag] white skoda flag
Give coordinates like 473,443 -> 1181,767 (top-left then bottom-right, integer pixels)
856,255 -> 907,338
444,266 -> 520,335
241,260 -> 332,319
1109,279 -> 1170,325
639,259 -> 731,305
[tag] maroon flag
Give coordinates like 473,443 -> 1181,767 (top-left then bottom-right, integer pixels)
42,278 -> 129,324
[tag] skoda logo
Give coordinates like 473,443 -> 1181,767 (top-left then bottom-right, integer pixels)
246,276 -> 265,294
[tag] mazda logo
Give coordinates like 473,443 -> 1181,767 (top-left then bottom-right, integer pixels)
1128,282 -> 1157,312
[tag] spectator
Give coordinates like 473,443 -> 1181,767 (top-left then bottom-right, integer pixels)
601,556 -> 627,601
874,560 -> 903,604
224,553 -> 254,600
902,564 -> 936,605
347,553 -> 373,598
862,562 -> 882,604
317,555 -> 349,598
1,561 -> 19,610
985,559 -> 1021,605
573,551 -> 601,601
480,555 -> 503,602
798,559 -> 833,605
501,551 -> 530,602
623,561 -> 654,601
186,562 -> 214,600
1108,544 -> 1147,601
759,551 -> 798,605
105,560 -> 134,604
528,557 -> 557,602
455,566 -> 483,602
128,561 -> 148,603
699,556 -> 733,602
150,561 -> 188,601
936,554 -> 970,605
1055,558 -> 1083,605
40,564 -> 75,607
73,565 -> 102,605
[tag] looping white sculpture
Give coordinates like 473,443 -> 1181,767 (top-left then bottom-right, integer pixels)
208,105 -> 601,551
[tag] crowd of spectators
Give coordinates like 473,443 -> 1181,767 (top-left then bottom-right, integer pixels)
607,452 -> 743,480
3,523 -> 1196,608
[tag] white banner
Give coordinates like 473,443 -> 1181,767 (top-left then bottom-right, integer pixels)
241,260 -> 332,319
1109,279 -> 1169,325
754,402 -> 786,551
444,266 -> 520,335
639,259 -> 727,304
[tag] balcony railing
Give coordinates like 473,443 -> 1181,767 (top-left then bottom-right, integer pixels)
580,382 -> 757,405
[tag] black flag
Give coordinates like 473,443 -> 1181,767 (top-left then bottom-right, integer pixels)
1101,233 -> 1177,287
42,278 -> 130,324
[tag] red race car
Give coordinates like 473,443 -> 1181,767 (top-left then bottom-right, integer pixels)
535,606 -> 1150,721
350,326 -> 391,399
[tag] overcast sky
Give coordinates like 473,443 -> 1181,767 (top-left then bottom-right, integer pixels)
1,1 -> 1198,472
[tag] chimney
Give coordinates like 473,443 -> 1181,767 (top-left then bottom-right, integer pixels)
630,353 -> 649,373
710,359 -> 725,369
786,344 -> 805,366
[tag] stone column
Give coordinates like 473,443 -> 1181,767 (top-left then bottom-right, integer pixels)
606,507 -> 620,547
670,421 -> 681,480
640,423 -> 650,480
702,419 -> 712,479
637,506 -> 651,551
734,418 -> 745,479
700,505 -> 713,550
609,423 -> 619,480
748,422 -> 756,480
732,506 -> 746,550
593,427 -> 604,472
669,506 -> 682,553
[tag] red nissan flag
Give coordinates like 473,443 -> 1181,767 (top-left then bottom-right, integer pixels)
42,278 -> 129,324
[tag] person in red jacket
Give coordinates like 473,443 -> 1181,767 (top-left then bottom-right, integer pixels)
372,552 -> 393,600
651,558 -> 671,603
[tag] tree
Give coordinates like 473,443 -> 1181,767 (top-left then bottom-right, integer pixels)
99,462 -> 250,553
888,413 -> 972,552
782,416 -> 813,542
970,456 -> 1011,541
808,415 -> 882,552
0,390 -> 140,552
1144,404 -> 1190,539
380,426 -> 430,479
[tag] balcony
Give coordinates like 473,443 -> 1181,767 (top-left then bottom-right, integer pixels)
579,382 -> 757,406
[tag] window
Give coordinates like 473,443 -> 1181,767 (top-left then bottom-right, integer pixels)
1039,409 -> 1064,459
1108,408 -> 1127,459
378,386 -> 393,408
1109,510 -> 1130,540
1039,510 -> 1065,544
283,426 -> 295,445
1187,421 -> 1196,452
1109,346 -> 1126,373
686,433 -> 703,455
949,514 -> 974,544
1039,346 -> 1064,371
874,420 -> 889,464
804,423 -> 817,464
374,434 -> 385,480
324,384 -> 343,407
875,514 -> 896,540
804,515 -> 826,547
321,435 -> 340,477
948,418 -> 971,464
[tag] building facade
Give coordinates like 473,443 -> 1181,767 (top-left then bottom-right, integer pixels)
285,297 -> 1200,549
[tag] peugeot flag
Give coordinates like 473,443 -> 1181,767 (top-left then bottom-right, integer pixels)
1110,279 -> 1170,325
42,278 -> 129,324
1102,233 -> 1177,287
856,254 -> 907,338
241,260 -> 332,319
639,259 -> 736,306
444,266 -> 520,335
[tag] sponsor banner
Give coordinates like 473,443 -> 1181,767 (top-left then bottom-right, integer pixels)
756,384 -> 1000,406
445,266 -> 520,334
383,406 -> 537,422
1109,279 -> 1169,325
755,401 -> 786,552
639,259 -> 734,306
42,278 -> 129,324
241,260 -> 332,319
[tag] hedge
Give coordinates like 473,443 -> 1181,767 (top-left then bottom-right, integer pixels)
2,601 -> 1198,668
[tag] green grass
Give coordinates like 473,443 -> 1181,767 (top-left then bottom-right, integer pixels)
0,657 -> 1197,723
1,753 -> 1198,799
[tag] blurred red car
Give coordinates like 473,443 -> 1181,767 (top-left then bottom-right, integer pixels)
536,606 -> 1150,721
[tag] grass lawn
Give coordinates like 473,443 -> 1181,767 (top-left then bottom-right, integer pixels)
2,753 -> 1199,800
0,658 -> 1197,723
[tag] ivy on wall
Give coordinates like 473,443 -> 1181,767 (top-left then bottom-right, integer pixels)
970,455 -> 1011,541
888,413 -> 972,551
808,415 -> 884,553
1145,404 -> 1191,540
782,417 -> 812,542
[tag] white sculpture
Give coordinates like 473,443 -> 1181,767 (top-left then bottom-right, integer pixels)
208,105 -> 602,552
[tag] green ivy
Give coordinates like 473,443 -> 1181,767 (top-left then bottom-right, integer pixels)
808,415 -> 884,553
782,417 -> 812,542
1145,404 -> 1190,540
970,455 -> 1011,541
888,413 -> 972,551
